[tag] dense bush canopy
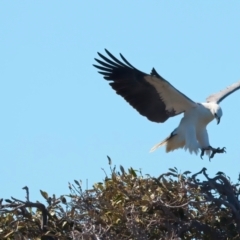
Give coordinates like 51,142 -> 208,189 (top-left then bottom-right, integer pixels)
1,157 -> 240,239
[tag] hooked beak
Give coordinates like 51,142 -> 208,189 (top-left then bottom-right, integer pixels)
215,114 -> 220,124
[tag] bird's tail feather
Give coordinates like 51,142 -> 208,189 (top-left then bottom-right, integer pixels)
150,136 -> 171,153
150,131 -> 185,153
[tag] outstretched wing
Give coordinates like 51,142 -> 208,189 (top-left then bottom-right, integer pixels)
206,81 -> 240,103
93,49 -> 196,123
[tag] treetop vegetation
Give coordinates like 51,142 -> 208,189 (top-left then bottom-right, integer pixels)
1,157 -> 240,239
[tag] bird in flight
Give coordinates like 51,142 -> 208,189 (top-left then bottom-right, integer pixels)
93,49 -> 240,159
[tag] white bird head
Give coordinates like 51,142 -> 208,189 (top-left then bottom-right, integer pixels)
210,103 -> 223,124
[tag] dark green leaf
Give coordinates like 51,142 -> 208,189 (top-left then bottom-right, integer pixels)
40,190 -> 49,200
129,167 -> 137,177
107,155 -> 112,165
61,196 -> 67,204
74,180 -> 80,186
120,165 -> 125,175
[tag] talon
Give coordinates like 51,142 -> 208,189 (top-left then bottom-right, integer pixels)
209,152 -> 215,160
200,146 -> 226,160
209,146 -> 226,159
200,149 -> 205,159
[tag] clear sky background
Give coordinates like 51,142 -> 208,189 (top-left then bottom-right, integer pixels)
1,1 -> 240,202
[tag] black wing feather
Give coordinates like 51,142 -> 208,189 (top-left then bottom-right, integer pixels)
93,49 -> 177,123
96,52 -> 122,68
105,49 -> 130,68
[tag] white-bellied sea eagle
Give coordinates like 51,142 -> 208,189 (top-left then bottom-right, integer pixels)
93,49 -> 240,159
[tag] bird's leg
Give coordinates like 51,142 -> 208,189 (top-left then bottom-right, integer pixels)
200,146 -> 210,159
200,146 -> 226,160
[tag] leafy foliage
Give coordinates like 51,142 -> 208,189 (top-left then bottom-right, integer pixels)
1,158 -> 240,239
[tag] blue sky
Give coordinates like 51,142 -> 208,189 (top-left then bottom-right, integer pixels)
1,1 -> 240,201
